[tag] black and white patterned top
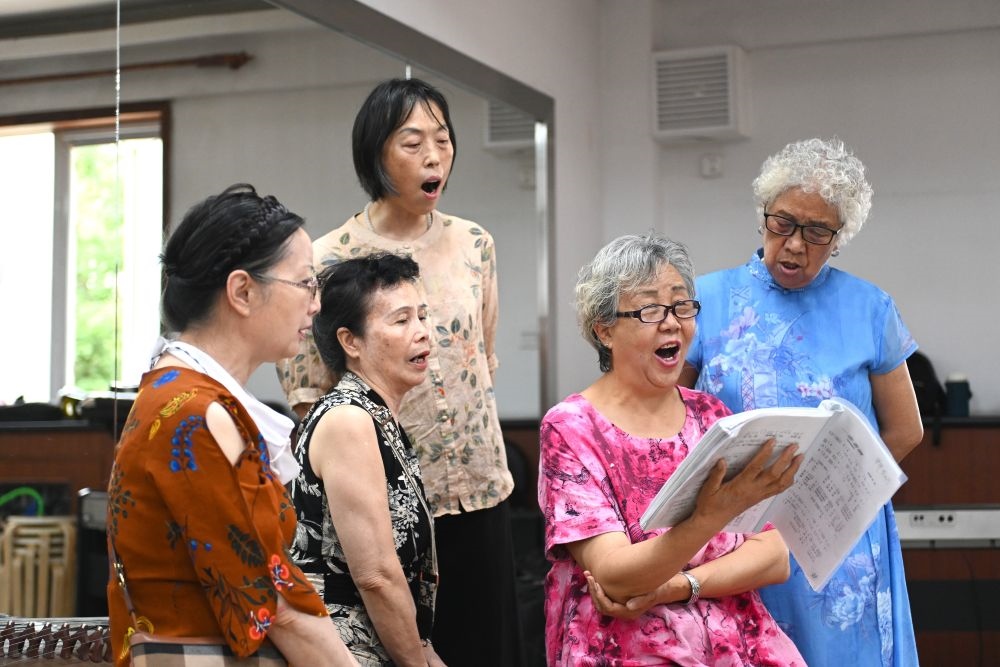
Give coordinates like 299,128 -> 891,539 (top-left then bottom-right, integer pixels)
289,372 -> 436,661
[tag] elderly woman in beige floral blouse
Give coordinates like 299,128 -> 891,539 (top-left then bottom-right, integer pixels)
277,78 -> 522,666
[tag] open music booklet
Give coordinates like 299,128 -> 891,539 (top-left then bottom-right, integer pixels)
639,397 -> 906,591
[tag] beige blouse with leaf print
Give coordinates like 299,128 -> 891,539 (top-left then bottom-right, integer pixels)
277,211 -> 513,516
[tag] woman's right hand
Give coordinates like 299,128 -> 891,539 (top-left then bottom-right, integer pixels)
585,570 -> 659,619
694,439 -> 802,525
424,643 -> 447,667
585,569 -> 695,619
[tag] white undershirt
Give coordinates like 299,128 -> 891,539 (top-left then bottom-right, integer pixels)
151,336 -> 300,484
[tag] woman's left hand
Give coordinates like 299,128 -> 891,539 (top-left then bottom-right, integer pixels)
695,439 -> 801,526
584,570 -> 660,619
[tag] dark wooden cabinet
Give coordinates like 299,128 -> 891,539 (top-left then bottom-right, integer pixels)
893,418 -> 1000,666
501,420 -> 542,511
0,422 -> 115,515
894,419 -> 1000,506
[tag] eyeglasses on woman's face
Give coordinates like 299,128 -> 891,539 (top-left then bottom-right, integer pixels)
255,274 -> 320,299
763,212 -> 840,246
615,299 -> 701,323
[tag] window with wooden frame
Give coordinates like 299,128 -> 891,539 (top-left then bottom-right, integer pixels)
0,103 -> 169,404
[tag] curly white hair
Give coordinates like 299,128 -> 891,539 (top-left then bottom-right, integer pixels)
752,137 -> 873,247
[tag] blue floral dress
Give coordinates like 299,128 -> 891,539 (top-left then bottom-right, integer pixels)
686,250 -> 919,667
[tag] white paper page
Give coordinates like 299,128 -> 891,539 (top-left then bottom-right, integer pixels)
641,407 -> 828,531
769,399 -> 906,590
719,412 -> 831,533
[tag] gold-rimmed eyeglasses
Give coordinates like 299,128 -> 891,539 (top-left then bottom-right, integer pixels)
254,274 -> 320,299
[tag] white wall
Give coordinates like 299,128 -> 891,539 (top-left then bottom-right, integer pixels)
598,1 -> 659,240
647,1 -> 1000,414
356,0 -> 606,405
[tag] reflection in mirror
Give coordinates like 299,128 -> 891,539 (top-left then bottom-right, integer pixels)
0,4 -> 546,636
0,1 -> 541,419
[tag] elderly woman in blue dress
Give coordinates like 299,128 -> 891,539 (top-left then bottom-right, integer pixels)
681,137 -> 923,666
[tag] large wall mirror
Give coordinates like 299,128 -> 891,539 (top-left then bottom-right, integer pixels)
0,0 -> 553,420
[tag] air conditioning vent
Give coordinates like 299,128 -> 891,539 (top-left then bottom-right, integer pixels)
484,99 -> 534,153
652,45 -> 748,143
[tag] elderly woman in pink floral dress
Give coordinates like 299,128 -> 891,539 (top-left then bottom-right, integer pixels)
538,233 -> 806,666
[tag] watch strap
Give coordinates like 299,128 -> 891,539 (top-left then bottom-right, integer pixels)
681,571 -> 701,605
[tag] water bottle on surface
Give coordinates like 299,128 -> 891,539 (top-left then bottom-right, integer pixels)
944,373 -> 972,417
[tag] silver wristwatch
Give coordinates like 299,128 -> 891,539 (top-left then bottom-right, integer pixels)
681,571 -> 701,605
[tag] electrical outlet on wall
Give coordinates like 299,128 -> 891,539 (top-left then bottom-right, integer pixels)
700,153 -> 723,178
908,511 -> 957,528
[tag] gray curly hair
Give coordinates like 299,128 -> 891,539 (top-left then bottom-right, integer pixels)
752,137 -> 872,247
575,233 -> 695,373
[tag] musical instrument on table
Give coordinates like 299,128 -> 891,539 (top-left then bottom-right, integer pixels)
0,616 -> 110,664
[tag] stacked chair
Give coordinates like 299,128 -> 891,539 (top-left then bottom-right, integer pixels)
0,516 -> 77,617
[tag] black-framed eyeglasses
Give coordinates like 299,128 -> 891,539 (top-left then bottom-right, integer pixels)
763,212 -> 840,246
615,300 -> 701,323
254,274 -> 320,299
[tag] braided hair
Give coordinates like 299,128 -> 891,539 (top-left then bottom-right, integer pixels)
160,183 -> 306,331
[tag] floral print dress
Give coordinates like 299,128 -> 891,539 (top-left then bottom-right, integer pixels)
277,212 -> 512,516
538,389 -> 805,666
106,367 -> 326,667
289,372 -> 436,665
687,250 -> 919,667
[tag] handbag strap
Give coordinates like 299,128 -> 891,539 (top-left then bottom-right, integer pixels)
108,533 -> 159,661
334,373 -> 439,616
337,374 -> 438,581
108,534 -> 144,630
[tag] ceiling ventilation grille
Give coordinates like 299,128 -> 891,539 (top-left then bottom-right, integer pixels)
652,45 -> 748,143
484,99 -> 534,152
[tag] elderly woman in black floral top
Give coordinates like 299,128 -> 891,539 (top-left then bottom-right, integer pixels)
290,252 -> 444,667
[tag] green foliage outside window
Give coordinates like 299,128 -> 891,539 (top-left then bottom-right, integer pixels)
72,144 -> 122,391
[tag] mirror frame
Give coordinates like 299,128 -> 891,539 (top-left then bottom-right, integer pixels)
270,0 -> 557,414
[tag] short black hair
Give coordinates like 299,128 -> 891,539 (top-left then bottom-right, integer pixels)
160,183 -> 305,331
352,77 -> 456,201
313,252 -> 421,374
